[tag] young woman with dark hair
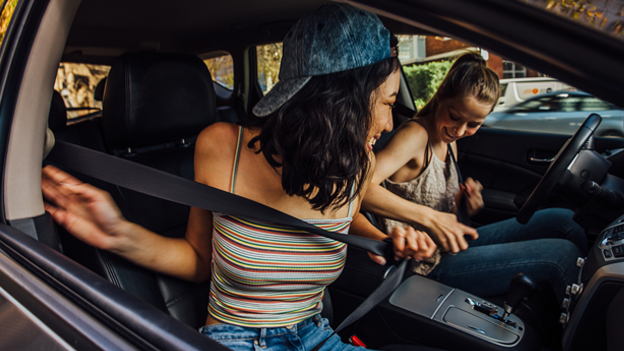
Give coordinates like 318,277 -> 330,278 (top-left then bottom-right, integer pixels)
41,4 -> 439,351
246,57 -> 401,213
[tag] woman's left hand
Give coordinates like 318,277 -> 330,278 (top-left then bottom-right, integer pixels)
368,226 -> 437,265
455,177 -> 484,216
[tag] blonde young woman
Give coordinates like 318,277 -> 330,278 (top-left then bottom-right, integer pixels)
363,53 -> 587,304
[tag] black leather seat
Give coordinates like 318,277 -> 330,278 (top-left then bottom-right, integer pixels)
57,52 -> 218,328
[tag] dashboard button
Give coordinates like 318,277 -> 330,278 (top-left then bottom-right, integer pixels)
604,249 -> 612,258
612,245 -> 624,258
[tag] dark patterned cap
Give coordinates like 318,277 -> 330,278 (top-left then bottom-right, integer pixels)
252,3 -> 392,117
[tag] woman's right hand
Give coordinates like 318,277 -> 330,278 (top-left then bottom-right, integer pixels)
41,165 -> 130,251
386,225 -> 437,262
423,208 -> 478,254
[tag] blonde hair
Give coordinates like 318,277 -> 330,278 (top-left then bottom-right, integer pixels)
417,52 -> 500,119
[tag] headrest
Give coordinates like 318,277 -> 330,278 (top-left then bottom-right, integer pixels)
103,53 -> 217,150
48,90 -> 68,132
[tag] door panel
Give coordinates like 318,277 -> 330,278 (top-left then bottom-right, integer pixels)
457,127 -> 624,225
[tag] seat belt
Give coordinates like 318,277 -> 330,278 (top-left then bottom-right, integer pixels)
46,140 -> 409,341
448,146 -> 470,226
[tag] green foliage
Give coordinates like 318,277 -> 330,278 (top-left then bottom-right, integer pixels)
402,60 -> 452,110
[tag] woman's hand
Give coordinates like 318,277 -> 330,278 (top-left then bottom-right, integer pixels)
455,177 -> 484,216
368,226 -> 437,266
41,165 -> 130,251
43,165 -> 214,282
424,208 -> 479,254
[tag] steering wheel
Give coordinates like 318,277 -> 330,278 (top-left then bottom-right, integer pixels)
516,113 -> 602,224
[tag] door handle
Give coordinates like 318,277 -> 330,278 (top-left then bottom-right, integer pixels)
528,156 -> 555,163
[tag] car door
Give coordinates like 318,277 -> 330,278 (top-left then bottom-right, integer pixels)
457,127 -> 624,227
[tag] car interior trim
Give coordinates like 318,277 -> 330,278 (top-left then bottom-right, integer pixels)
562,260 -> 624,350
0,220 -> 230,350
0,284 -> 84,350
4,0 -> 80,221
0,243 -> 140,350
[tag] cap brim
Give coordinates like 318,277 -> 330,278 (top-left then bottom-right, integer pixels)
252,76 -> 312,117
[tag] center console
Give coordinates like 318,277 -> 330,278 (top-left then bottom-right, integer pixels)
388,275 -> 527,348
382,215 -> 624,351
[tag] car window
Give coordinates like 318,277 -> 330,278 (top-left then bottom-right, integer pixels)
580,96 -> 616,111
256,43 -> 282,95
204,53 -> 234,90
499,82 -> 508,99
512,96 -> 553,112
502,60 -> 526,78
54,63 -> 110,119
0,0 -> 19,47
398,34 -> 624,137
558,95 -> 583,112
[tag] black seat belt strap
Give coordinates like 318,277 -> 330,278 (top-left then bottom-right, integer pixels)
47,141 -> 388,256
448,146 -> 470,226
311,257 -> 409,351
46,140 -> 408,339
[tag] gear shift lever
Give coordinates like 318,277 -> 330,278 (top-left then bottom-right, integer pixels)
502,273 -> 536,321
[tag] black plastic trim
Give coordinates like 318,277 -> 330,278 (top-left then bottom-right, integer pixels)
0,249 -> 139,350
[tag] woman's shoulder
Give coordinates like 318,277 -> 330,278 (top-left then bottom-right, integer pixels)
196,122 -> 240,148
388,118 -> 429,149
400,117 -> 428,134
194,122 -> 242,187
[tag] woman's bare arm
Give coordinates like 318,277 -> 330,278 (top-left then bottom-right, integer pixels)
363,124 -> 478,253
41,123 -> 238,282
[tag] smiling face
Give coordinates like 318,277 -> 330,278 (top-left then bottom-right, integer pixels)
367,69 -> 401,152
433,93 -> 493,143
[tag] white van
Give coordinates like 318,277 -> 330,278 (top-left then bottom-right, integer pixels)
493,77 -> 576,112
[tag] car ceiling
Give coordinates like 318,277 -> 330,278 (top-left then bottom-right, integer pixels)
63,0 -> 431,64
59,0 -> 624,108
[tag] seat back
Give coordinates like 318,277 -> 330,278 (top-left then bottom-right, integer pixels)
58,52 -> 217,328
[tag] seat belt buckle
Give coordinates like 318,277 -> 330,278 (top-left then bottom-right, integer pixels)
349,335 -> 367,347
382,237 -> 401,266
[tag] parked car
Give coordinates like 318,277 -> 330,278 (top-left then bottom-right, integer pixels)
1,1 -> 624,351
485,91 -> 624,137
493,77 -> 577,112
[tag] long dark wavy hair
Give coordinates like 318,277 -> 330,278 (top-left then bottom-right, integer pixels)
245,57 -> 400,213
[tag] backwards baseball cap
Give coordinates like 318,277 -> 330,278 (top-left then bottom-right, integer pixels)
252,3 -> 394,117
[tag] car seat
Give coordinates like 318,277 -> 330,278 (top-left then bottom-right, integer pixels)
56,52 -> 217,329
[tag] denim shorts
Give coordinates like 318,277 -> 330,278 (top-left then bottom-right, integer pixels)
199,314 -> 368,351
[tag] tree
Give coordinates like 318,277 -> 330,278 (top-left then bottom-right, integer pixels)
526,0 -> 624,36
403,60 -> 453,109
256,43 -> 283,93
0,0 -> 19,45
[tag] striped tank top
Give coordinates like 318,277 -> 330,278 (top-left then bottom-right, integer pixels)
208,126 -> 354,327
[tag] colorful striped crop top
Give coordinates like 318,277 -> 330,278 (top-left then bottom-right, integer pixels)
208,127 -> 354,327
